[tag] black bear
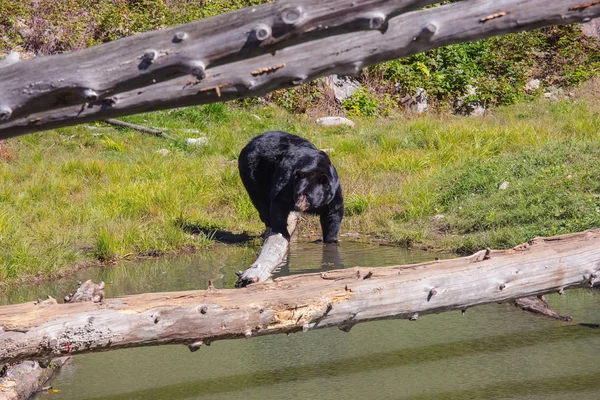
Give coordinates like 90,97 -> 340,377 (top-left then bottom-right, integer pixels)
238,131 -> 344,243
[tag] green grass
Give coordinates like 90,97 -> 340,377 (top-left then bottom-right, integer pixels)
2,81 -> 600,283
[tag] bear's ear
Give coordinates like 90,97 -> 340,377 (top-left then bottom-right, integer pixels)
319,174 -> 329,186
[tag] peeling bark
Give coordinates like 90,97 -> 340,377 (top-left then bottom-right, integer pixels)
2,0 -> 600,138
1,229 -> 599,364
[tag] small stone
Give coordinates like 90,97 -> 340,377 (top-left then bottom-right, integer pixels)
186,137 -> 209,146
155,149 -> 170,156
316,116 -> 355,127
414,88 -> 428,114
498,181 -> 510,190
470,105 -> 486,117
525,79 -> 540,92
324,75 -> 362,103
433,214 -> 445,220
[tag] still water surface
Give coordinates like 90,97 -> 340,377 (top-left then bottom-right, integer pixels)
3,242 -> 599,399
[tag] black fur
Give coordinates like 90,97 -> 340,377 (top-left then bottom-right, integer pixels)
238,131 -> 344,243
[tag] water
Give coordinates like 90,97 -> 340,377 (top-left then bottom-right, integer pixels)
3,242 -> 599,400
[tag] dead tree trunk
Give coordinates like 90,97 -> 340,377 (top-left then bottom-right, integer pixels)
1,229 -> 599,364
1,0 -> 600,138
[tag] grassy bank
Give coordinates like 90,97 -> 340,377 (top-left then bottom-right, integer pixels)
1,81 -> 600,284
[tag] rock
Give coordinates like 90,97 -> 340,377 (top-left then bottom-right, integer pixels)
433,214 -> 445,220
526,79 -> 540,92
543,86 -> 564,101
470,105 -> 486,117
582,18 -> 600,38
325,75 -> 361,103
414,88 -> 428,114
465,85 -> 477,96
316,116 -> 355,127
155,149 -> 170,156
186,137 -> 209,146
499,181 -> 510,190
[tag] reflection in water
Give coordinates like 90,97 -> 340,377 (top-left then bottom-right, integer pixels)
2,242 -> 598,400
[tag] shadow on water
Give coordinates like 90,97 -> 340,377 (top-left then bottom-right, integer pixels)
82,325 -> 599,400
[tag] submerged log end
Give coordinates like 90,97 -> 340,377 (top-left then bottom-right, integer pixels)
236,212 -> 300,287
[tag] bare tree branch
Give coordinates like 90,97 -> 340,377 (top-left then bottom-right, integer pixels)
1,0 -> 598,139
0,0 -> 439,123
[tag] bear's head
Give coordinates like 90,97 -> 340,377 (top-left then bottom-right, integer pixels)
293,171 -> 334,212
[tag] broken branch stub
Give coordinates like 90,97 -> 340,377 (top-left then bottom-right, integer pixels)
1,229 -> 599,364
2,0 -> 600,139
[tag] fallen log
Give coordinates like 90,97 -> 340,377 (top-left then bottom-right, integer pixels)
1,229 -> 599,364
0,357 -> 70,400
2,0 -> 600,138
236,211 -> 300,287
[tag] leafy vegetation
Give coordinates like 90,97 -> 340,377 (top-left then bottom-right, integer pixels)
1,80 -> 600,283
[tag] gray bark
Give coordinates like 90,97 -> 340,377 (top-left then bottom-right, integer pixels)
0,357 -> 70,400
236,212 -> 300,287
1,229 -> 599,364
0,0 -> 438,124
2,0 -> 600,138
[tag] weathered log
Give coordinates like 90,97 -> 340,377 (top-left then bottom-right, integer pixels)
1,229 -> 599,364
236,212 -> 300,287
2,0 -> 600,138
104,119 -> 176,141
0,0 -> 439,124
0,357 -> 70,400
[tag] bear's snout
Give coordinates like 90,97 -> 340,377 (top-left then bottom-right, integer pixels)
295,195 -> 309,212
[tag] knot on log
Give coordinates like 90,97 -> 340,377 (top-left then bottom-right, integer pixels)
187,341 -> 203,352
139,50 -> 159,70
187,61 -> 206,80
414,22 -> 438,41
0,105 -> 12,121
81,89 -> 98,102
362,12 -> 387,31
172,32 -> 188,43
254,24 -> 272,41
279,6 -> 303,25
